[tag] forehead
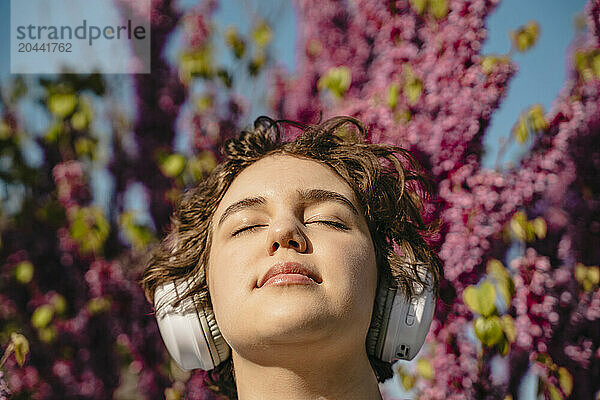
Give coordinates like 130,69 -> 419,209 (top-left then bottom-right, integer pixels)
217,154 -> 357,209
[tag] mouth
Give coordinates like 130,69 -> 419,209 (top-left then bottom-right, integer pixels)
257,262 -> 322,288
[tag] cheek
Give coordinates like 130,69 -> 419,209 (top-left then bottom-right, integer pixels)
206,246 -> 233,311
327,234 -> 378,297
206,244 -> 253,311
206,249 -> 237,336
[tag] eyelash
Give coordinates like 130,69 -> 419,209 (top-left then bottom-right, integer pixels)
231,220 -> 348,237
232,225 -> 264,236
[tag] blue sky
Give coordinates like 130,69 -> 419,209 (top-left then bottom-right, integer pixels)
0,0 -> 587,168
480,0 -> 588,169
173,0 -> 589,171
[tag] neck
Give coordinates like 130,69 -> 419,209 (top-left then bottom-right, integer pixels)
231,345 -> 383,400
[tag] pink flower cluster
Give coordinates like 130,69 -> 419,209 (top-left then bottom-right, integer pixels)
419,317 -> 481,399
52,161 -> 90,210
2,0 -> 599,398
510,249 -> 564,354
273,0 -> 600,397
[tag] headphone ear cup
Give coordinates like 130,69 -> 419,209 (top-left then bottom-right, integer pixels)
154,280 -> 230,370
367,274 -> 436,362
201,300 -> 230,364
366,284 -> 395,359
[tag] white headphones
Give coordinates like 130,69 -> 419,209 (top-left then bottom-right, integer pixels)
153,271 -> 435,370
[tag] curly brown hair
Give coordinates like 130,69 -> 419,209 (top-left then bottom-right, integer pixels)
141,115 -> 443,400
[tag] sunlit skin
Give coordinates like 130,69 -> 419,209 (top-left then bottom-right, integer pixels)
207,154 -> 382,400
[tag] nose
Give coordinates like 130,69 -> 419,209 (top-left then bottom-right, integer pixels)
266,216 -> 308,255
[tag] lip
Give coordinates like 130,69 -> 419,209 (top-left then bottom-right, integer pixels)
257,262 -> 322,288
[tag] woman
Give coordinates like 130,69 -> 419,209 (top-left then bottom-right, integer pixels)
142,116 -> 443,399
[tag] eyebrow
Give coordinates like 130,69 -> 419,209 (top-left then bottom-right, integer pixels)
216,188 -> 359,228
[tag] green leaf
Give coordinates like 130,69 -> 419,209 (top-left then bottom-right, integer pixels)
528,104 -> 547,132
71,112 -> 87,130
387,83 -> 399,109
510,211 -> 528,240
547,383 -> 564,400
74,137 -> 98,159
575,263 -> 599,292
48,93 -> 77,118
480,55 -> 509,75
225,27 -> 246,59
403,69 -> 423,106
31,304 -> 54,328
463,285 -> 480,313
252,21 -> 272,48
487,259 -> 515,307
429,0 -> 448,19
401,373 -> 416,390
558,367 -> 573,396
11,333 -> 29,367
474,316 -> 504,347
38,326 -> 57,343
486,259 -> 509,281
464,281 -> 496,317
393,108 -> 412,124
50,293 -> 67,315
87,297 -> 112,315
160,154 -> 186,178
417,358 -> 434,380
195,95 -> 213,112
248,52 -> 266,76
509,210 -> 536,242
44,123 -> 64,143
15,261 -> 34,284
513,116 -> 528,144
477,281 -> 496,317
532,217 -> 547,239
69,206 -> 110,254
535,353 -> 552,366
500,315 -> 516,343
216,68 -> 233,88
119,211 -> 155,250
510,21 -> 540,52
409,0 -> 427,15
574,50 -> 588,73
592,53 -> 600,78
179,47 -> 214,83
496,280 -> 513,308
499,337 -> 510,356
0,120 -> 11,140
187,151 -> 217,181
317,66 -> 352,98
71,98 -> 93,130
481,56 -> 497,74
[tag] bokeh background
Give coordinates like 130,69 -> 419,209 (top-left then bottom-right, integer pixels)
0,0 -> 599,399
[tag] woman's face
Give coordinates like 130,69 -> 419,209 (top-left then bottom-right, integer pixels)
207,154 -> 378,357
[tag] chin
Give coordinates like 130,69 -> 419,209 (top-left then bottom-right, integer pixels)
252,301 -> 331,341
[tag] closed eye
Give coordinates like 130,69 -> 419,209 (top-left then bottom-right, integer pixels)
232,225 -> 265,237
307,220 -> 349,230
233,221 -> 348,236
